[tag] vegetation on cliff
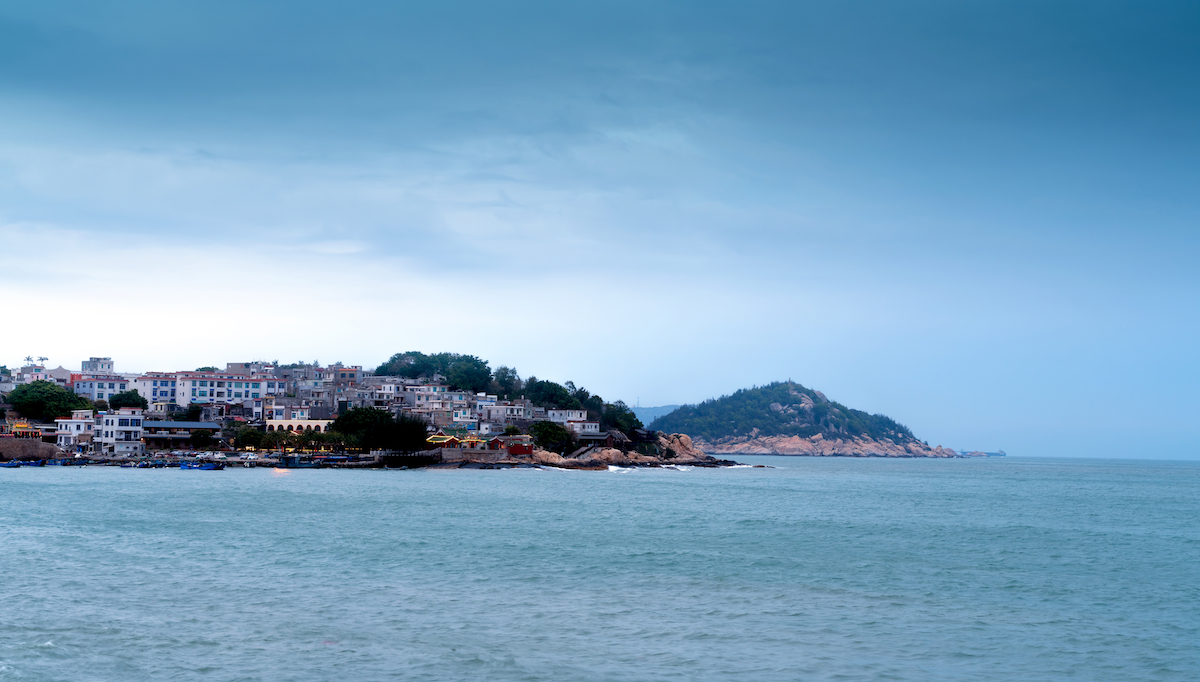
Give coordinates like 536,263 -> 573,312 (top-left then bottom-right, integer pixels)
648,381 -> 918,444
374,350 -> 643,434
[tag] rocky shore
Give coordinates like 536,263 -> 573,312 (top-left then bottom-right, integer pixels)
693,431 -> 958,457
440,433 -> 742,470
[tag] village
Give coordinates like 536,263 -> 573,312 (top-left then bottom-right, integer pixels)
0,356 -> 691,468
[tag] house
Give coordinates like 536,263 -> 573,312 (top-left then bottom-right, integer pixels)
546,409 -> 587,423
95,408 -> 145,457
565,421 -> 601,435
55,409 -> 96,453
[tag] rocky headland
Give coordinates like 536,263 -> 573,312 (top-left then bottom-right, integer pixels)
651,381 -> 956,458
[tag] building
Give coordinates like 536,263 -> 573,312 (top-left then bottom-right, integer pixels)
546,409 -> 588,423
133,374 -> 181,406
82,357 -> 114,373
95,408 -> 144,456
566,421 -> 601,435
265,419 -> 333,433
141,421 -> 221,451
74,376 -> 130,402
55,409 -> 96,453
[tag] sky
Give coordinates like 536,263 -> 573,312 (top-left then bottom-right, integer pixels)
1,1 -> 1197,458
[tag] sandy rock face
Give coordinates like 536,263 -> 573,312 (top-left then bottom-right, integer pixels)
0,439 -> 63,460
520,433 -> 724,468
691,434 -> 957,458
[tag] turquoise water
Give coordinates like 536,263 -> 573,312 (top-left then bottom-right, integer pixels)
2,457 -> 1198,681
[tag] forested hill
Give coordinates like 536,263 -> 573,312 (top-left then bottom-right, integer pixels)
648,382 -> 920,445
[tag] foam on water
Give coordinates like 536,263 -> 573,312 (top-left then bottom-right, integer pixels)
1,457 -> 1198,681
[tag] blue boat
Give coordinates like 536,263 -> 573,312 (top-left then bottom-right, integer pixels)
180,462 -> 224,470
0,461 -> 21,468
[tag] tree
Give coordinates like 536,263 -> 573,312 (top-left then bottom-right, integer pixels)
109,390 -> 149,410
446,355 -> 491,393
173,404 -> 203,422
524,378 -> 580,409
196,366 -> 218,372
235,428 -> 265,449
491,365 -> 522,398
530,421 -> 574,454
190,429 -> 215,449
503,425 -> 522,436
7,381 -> 92,421
93,399 -> 109,412
600,400 -> 643,433
330,407 -> 430,453
262,430 -> 295,451
330,407 -> 394,451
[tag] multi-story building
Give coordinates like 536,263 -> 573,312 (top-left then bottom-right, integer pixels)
95,408 -> 144,456
82,357 -> 115,373
133,374 -> 181,406
74,376 -> 130,402
55,409 -> 96,453
176,371 -> 275,404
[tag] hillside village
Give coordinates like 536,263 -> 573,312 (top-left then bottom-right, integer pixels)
0,355 -> 690,466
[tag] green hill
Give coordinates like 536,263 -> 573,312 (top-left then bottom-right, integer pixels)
648,381 -> 919,445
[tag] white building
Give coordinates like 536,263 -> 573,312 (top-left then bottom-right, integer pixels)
133,374 -> 181,406
95,408 -> 145,456
547,409 -> 588,423
55,409 -> 96,452
566,421 -> 601,435
74,376 -> 130,402
177,371 -> 276,404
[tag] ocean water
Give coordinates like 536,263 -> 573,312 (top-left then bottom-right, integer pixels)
1,457 -> 1198,681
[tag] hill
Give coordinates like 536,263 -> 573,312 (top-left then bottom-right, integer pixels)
649,381 -> 955,457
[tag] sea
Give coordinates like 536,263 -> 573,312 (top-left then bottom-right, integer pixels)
2,456 -> 1198,681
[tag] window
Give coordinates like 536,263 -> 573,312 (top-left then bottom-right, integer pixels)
252,383 -> 260,389
217,382 -> 225,388
200,381 -> 208,387
199,391 -> 207,397
234,382 -> 243,389
234,392 -> 243,398
251,393 -> 259,399
108,383 -> 115,389
216,391 -> 225,398
120,384 -> 126,390
118,419 -> 130,427
131,419 -> 140,426
267,382 -> 275,389
152,380 -> 158,387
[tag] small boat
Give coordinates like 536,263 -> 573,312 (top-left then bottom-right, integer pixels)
0,461 -> 22,468
20,460 -> 45,467
180,462 -> 224,470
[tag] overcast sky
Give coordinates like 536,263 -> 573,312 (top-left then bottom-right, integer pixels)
2,1 -> 1197,458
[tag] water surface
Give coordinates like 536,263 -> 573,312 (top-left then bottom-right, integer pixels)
2,457 -> 1197,681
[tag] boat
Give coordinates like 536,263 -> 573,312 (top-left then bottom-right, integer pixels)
0,461 -> 21,468
180,462 -> 224,470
